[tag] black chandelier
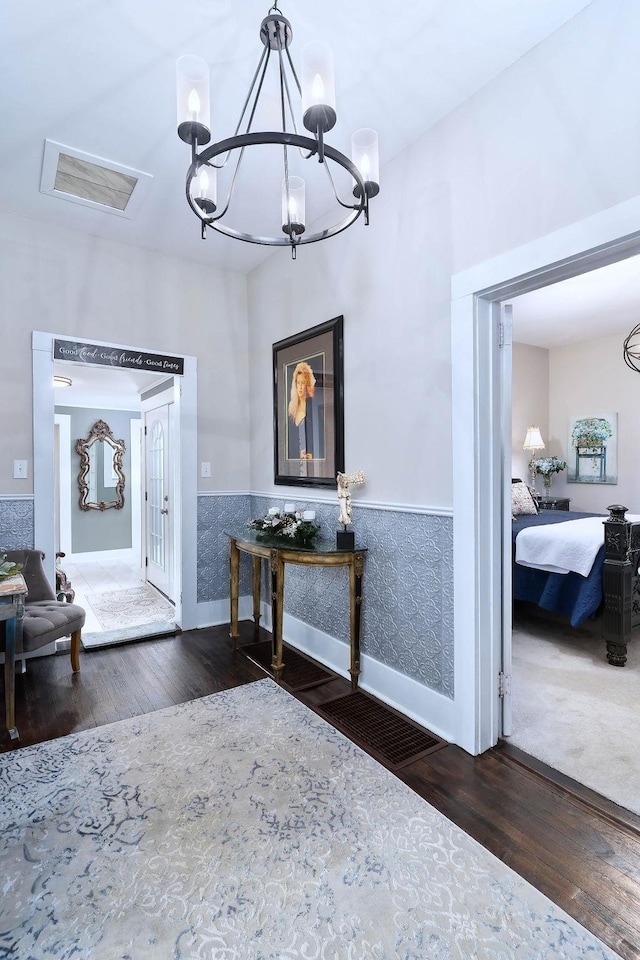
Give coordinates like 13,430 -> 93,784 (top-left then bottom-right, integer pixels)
176,4 -> 379,258
623,323 -> 640,372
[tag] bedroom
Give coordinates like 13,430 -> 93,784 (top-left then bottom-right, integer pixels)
507,252 -> 640,812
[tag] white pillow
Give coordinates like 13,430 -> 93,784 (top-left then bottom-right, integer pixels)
512,482 -> 538,517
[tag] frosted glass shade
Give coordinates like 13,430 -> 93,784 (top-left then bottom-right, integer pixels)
281,177 -> 305,236
301,41 -> 336,133
176,55 -> 211,144
351,128 -> 379,198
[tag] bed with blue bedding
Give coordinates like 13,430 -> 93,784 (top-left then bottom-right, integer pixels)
512,499 -> 640,666
512,510 -> 606,628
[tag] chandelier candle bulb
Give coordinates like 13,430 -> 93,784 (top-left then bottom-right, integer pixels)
176,55 -> 211,145
281,177 -> 305,237
351,129 -> 380,198
192,166 -> 217,215
301,41 -> 336,133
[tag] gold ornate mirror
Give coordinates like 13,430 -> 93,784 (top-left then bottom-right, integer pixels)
76,419 -> 126,511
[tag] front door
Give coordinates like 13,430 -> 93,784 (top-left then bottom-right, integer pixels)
144,403 -> 172,599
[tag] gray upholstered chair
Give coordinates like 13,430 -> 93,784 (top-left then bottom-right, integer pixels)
2,550 -> 85,737
3,550 -> 85,670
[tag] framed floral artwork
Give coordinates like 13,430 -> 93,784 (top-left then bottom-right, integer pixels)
567,413 -> 618,484
273,316 -> 344,488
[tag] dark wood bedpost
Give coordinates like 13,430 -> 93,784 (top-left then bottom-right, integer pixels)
602,504 -> 632,666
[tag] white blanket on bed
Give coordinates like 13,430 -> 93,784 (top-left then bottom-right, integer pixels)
515,515 -> 640,577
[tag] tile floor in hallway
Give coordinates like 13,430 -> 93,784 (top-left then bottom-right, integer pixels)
61,558 -> 174,636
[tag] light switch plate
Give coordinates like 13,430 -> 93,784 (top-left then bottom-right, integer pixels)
13,460 -> 28,479
201,462 -> 211,478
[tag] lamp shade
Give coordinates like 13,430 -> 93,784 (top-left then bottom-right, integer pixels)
523,426 -> 545,451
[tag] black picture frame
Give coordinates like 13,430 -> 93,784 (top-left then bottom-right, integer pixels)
273,316 -> 344,488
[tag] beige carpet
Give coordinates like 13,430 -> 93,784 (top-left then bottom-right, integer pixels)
510,611 -> 640,815
0,681 -> 620,959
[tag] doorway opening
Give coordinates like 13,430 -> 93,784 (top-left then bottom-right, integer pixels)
501,254 -> 640,814
53,372 -> 176,646
451,193 -> 640,758
33,332 -> 199,646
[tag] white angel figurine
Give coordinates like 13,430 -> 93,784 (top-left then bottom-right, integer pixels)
336,471 -> 366,527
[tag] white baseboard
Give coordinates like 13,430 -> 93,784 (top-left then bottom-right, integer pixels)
260,603 -> 456,745
196,596 -> 254,629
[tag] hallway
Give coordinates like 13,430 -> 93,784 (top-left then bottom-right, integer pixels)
63,558 -> 176,647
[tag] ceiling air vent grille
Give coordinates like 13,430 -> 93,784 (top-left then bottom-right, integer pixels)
41,140 -> 152,218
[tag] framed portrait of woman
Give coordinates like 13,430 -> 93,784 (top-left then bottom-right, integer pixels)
273,316 -> 344,487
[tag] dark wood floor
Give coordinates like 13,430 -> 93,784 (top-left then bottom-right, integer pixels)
3,623 -> 640,960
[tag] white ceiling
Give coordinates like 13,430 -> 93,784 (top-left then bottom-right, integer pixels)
53,363 -> 168,410
509,253 -> 640,349
2,0 -> 594,276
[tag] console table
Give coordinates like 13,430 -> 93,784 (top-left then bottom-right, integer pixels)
0,573 -> 27,740
226,532 -> 366,690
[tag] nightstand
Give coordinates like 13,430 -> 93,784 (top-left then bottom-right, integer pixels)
539,497 -> 570,512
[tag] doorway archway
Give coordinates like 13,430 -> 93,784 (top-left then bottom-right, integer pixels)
32,331 -> 199,631
450,194 -> 640,756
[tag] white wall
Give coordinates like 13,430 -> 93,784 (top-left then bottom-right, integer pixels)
512,344 -> 549,484
511,333 -> 640,513
247,0 -> 640,510
549,332 -> 640,512
0,212 -> 250,496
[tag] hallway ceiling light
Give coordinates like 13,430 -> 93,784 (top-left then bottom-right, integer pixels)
176,4 -> 379,259
53,375 -> 73,388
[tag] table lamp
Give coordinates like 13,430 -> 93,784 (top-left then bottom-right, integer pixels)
523,426 -> 545,492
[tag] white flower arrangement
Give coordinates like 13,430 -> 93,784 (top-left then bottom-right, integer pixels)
534,456 -> 567,489
247,508 -> 320,547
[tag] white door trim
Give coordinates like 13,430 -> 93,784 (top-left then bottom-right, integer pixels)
32,333 -> 198,630
451,193 -> 640,756
130,419 -> 143,572
54,413 -> 72,556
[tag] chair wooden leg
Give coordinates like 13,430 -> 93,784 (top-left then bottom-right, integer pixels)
70,629 -> 81,672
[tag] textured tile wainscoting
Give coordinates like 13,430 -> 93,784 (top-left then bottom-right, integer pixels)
245,495 -> 454,699
197,494 -> 252,603
0,497 -> 34,550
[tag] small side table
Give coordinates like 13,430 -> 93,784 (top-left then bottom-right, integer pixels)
226,532 -> 366,690
539,497 -> 571,512
0,573 -> 27,740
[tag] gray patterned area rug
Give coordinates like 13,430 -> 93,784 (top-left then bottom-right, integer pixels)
87,583 -> 174,629
0,681 -> 620,959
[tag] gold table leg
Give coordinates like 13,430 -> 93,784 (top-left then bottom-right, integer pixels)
252,555 -> 262,637
349,551 -> 365,690
270,549 -> 285,682
229,539 -> 240,650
